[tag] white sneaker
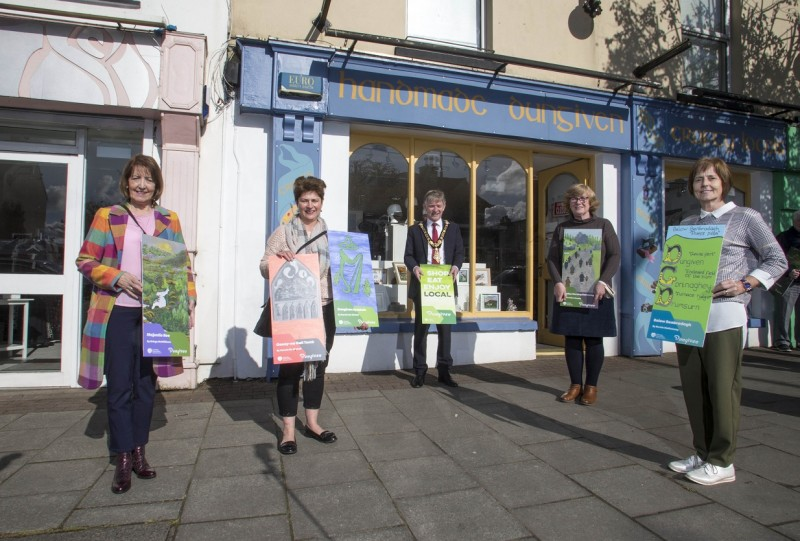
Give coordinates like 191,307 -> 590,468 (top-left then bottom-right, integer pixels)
668,454 -> 705,473
685,463 -> 736,486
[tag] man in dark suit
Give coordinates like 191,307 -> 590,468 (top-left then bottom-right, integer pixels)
404,189 -> 465,388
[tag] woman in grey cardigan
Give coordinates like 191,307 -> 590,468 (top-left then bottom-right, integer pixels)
668,157 -> 787,486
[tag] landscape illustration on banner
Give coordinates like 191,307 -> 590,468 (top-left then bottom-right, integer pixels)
561,228 -> 602,309
141,236 -> 191,357
328,230 -> 380,327
646,224 -> 726,347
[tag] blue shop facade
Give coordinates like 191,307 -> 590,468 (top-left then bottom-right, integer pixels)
230,38 -> 796,375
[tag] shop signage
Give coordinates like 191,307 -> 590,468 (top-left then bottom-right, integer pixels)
419,264 -> 457,324
278,72 -> 323,99
328,68 -> 631,150
635,103 -> 786,169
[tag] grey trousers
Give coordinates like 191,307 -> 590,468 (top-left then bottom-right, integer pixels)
774,283 -> 800,347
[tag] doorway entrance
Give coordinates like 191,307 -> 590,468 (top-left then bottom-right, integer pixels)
535,156 -> 591,346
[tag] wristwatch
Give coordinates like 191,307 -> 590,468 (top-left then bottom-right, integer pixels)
740,278 -> 753,292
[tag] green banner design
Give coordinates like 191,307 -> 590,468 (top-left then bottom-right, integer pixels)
647,225 -> 726,347
420,264 -> 456,324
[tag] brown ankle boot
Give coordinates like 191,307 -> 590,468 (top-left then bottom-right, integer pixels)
559,384 -> 582,403
112,452 -> 132,494
579,385 -> 597,405
131,445 -> 157,479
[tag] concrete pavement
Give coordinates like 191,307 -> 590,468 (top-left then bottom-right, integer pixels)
0,348 -> 798,540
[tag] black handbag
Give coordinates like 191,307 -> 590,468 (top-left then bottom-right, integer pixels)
254,230 -> 327,338
253,299 -> 272,337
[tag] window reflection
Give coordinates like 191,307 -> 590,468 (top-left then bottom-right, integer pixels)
477,156 -> 527,311
0,161 -> 67,274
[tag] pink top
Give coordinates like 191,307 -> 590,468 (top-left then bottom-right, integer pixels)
116,210 -> 155,308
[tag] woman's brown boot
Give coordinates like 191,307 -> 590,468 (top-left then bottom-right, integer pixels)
112,452 -> 132,494
559,384 -> 582,403
579,385 -> 597,405
132,445 -> 157,479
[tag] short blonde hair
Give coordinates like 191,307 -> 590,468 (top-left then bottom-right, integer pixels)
563,184 -> 599,216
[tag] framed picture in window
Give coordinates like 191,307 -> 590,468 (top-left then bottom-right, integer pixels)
479,292 -> 500,311
475,268 -> 491,286
393,262 -> 408,285
457,267 -> 469,285
372,268 -> 384,284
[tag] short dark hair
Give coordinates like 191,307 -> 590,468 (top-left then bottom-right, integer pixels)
689,157 -> 732,198
293,176 -> 326,202
119,154 -> 163,206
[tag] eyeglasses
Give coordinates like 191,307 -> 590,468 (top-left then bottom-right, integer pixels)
569,196 -> 589,203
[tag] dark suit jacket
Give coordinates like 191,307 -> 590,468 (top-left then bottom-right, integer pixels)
404,220 -> 465,301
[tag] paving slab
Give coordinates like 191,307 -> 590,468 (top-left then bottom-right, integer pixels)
282,448 -> 375,489
512,497 -> 661,541
684,470 -> 800,525
525,436 -> 634,475
193,443 -> 278,478
0,491 -> 85,534
372,455 -> 478,499
571,464 -> 708,517
175,516 -> 291,541
0,458 -> 107,496
352,430 -> 442,463
289,479 -> 403,539
637,502 -> 789,540
472,458 -> 589,508
437,432 -> 533,468
181,473 -> 286,523
64,500 -> 183,529
395,487 -> 530,541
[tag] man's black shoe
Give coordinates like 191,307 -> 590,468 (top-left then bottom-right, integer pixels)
411,374 -> 425,388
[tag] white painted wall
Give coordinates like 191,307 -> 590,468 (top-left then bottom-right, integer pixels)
595,153 -> 621,357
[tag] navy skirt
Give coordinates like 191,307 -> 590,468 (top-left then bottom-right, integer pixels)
550,296 -> 617,337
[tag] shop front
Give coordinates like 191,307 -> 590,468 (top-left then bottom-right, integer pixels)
229,39 -> 634,377
0,14 -> 206,388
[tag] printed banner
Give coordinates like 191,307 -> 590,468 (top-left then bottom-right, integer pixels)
268,254 -> 327,364
647,225 -> 726,347
561,228 -> 602,309
420,264 -> 457,324
328,230 -> 380,327
141,235 -> 190,357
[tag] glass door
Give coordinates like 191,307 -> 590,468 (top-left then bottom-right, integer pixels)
536,158 -> 591,346
0,149 -> 85,387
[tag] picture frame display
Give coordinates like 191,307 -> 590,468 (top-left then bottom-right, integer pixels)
475,268 -> 491,286
393,262 -> 408,285
479,292 -> 500,311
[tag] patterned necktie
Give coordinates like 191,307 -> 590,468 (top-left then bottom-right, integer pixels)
431,222 -> 440,264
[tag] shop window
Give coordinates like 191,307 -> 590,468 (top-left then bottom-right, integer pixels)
0,160 -> 67,275
476,156 -> 527,312
348,137 -> 532,318
407,0 -> 483,49
679,0 -> 728,90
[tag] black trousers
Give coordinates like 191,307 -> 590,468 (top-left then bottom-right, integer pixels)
276,303 -> 335,417
104,306 -> 156,453
412,298 -> 453,374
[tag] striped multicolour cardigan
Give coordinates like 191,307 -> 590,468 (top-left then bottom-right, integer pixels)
75,204 -> 197,390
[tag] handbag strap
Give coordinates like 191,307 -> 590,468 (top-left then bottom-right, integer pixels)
294,230 -> 327,253
122,204 -> 149,234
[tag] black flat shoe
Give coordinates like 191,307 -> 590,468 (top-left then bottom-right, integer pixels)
278,441 -> 297,455
411,374 -> 425,388
304,429 -> 337,443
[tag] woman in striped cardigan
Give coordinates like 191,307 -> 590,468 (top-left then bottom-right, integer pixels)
76,154 -> 196,494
